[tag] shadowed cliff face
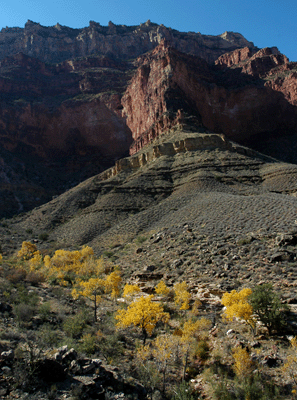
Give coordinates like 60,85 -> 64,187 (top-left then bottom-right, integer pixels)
122,43 -> 297,156
0,52 -> 134,218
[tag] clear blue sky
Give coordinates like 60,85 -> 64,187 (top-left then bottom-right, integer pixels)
1,0 -> 297,61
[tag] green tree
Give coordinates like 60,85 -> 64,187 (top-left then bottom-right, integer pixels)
248,283 -> 288,335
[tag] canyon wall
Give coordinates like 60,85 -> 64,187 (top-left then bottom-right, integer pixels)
122,43 -> 297,155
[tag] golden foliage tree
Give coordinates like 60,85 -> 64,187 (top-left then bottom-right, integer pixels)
72,277 -> 105,321
221,288 -> 255,331
115,295 -> 170,344
104,271 -> 122,300
174,281 -> 191,310
152,334 -> 173,393
180,317 -> 211,379
232,346 -> 254,380
155,280 -> 170,297
123,284 -> 141,299
136,344 -> 161,397
43,247 -> 103,286
283,336 -> 297,389
17,241 -> 39,261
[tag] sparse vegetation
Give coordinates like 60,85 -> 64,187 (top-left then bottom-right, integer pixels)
0,232 -> 296,399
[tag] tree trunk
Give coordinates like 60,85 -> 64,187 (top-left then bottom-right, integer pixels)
94,293 -> 97,322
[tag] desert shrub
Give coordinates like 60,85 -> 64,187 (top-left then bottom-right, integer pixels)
38,232 -> 49,241
12,285 -> 39,306
38,301 -> 52,321
0,328 -> 22,341
135,235 -> 147,244
6,268 -> 27,283
172,380 -> 195,400
63,311 -> 89,339
97,332 -> 124,362
25,271 -> 45,285
13,303 -> 36,325
208,372 -> 280,400
78,333 -> 98,356
38,324 -> 62,348
194,339 -> 210,362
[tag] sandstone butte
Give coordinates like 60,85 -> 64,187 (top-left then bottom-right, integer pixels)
0,20 -> 297,218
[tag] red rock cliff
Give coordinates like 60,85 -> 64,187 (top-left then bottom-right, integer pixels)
123,42 -> 297,155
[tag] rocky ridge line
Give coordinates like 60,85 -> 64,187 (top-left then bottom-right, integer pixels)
0,19 -> 255,64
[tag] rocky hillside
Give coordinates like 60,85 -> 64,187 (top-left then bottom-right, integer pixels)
2,127 -> 297,257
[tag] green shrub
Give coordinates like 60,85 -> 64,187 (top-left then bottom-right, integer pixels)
38,233 -> 49,241
79,333 -> 98,356
38,302 -> 52,321
63,312 -> 88,339
135,235 -> 147,245
194,339 -> 210,361
172,381 -> 195,400
13,303 -> 36,325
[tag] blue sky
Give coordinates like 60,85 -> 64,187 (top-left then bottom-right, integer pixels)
1,0 -> 297,61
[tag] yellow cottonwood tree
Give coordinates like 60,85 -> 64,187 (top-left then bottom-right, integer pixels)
72,277 -> 105,321
104,271 -> 122,300
116,295 -> 170,344
221,288 -> 255,331
17,241 -> 39,261
28,252 -> 43,271
153,334 -> 173,393
232,346 -> 254,380
174,281 -> 191,310
136,344 -> 161,397
155,280 -> 170,297
123,284 -> 141,299
180,317 -> 211,379
283,336 -> 297,388
42,247 -> 103,286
